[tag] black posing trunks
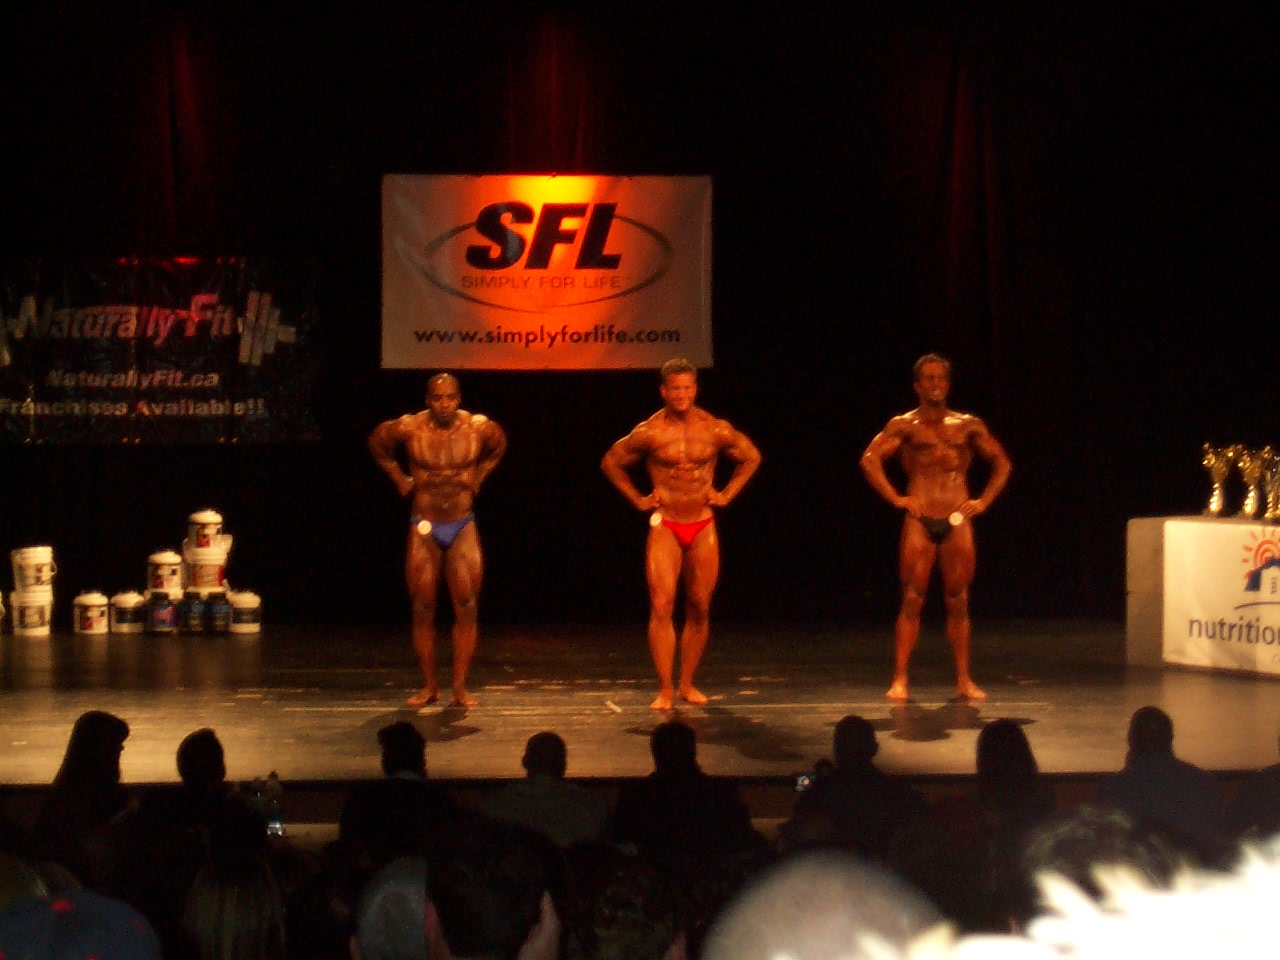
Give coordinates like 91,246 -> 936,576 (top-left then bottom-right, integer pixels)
919,516 -> 955,545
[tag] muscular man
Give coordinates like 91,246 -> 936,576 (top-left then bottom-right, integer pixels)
369,373 -> 506,708
602,359 -> 761,711
860,354 -> 1011,702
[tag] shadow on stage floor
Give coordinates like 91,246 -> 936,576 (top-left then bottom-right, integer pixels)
2,619 -> 1278,793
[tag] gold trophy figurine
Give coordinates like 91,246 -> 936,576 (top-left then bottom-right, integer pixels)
1234,446 -> 1265,519
1202,443 -> 1233,517
1261,446 -> 1280,522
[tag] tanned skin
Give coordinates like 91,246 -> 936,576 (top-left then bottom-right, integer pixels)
369,374 -> 506,708
602,369 -> 762,710
860,358 -> 1011,702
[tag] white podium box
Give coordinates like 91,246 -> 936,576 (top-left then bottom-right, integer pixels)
1126,516 -> 1280,674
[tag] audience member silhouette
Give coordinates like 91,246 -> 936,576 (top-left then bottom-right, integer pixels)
880,811 -> 984,932
702,849 -> 945,960
941,835 -> 1280,960
1226,726 -> 1280,840
976,720 -> 1054,829
33,710 -> 131,886
182,854 -> 287,960
973,719 -> 1056,925
1004,803 -> 1184,928
478,732 -> 610,848
781,715 -> 930,858
339,721 -> 456,872
142,728 -> 264,851
350,856 -> 429,960
424,816 -> 562,960
1096,706 -> 1224,856
283,848 -> 367,960
612,720 -> 762,868
104,727 -> 267,957
571,857 -> 686,960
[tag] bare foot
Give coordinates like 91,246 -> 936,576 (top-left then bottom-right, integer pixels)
449,690 -> 479,709
954,680 -> 987,701
407,687 -> 439,708
885,678 -> 910,701
650,689 -> 675,711
678,686 -> 708,705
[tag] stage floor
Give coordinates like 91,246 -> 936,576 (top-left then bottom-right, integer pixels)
1,620 -> 1278,786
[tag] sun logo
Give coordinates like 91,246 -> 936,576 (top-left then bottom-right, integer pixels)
1242,528 -> 1280,593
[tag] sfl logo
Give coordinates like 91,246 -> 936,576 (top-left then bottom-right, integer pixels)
466,202 -> 624,270
424,201 -> 673,311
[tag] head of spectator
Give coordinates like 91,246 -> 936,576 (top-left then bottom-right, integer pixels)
0,889 -> 161,960
650,721 -> 699,775
703,850 -> 945,960
351,857 -> 429,960
575,860 -> 684,960
1006,803 -> 1184,927
182,854 -> 286,960
51,711 -> 129,799
425,817 -> 561,960
177,728 -> 227,791
976,719 -> 1048,812
379,722 -> 428,778
944,834 -> 1280,960
833,715 -> 878,770
522,732 -> 567,779
1126,706 -> 1174,761
34,711 -> 132,881
977,720 -> 1037,785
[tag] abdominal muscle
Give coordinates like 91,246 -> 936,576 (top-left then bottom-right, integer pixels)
906,471 -> 969,517
410,473 -> 476,522
652,469 -> 714,524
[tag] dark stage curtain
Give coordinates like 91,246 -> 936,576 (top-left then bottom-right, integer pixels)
1,6 -> 1272,623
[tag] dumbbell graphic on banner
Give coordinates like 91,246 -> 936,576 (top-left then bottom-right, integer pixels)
238,291 -> 297,367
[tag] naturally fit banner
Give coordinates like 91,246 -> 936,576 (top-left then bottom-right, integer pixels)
0,258 -> 320,443
382,175 -> 712,370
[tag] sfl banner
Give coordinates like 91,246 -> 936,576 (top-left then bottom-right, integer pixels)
382,175 -> 712,370
0,258 -> 321,443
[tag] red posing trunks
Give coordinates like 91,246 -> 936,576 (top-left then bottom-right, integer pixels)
661,516 -> 714,550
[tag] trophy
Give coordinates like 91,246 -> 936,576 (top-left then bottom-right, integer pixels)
1233,446 -> 1265,519
1202,443 -> 1232,516
1262,446 -> 1280,522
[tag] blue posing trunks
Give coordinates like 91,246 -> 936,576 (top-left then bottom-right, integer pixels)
411,514 -> 474,550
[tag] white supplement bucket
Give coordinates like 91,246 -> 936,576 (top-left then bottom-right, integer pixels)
73,592 -> 109,634
109,592 -> 146,633
183,543 -> 228,589
12,588 -> 53,637
187,510 -> 224,548
147,550 -> 184,596
229,591 -> 262,633
11,546 -> 56,590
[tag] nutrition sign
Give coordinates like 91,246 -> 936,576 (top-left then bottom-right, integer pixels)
381,175 -> 712,370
